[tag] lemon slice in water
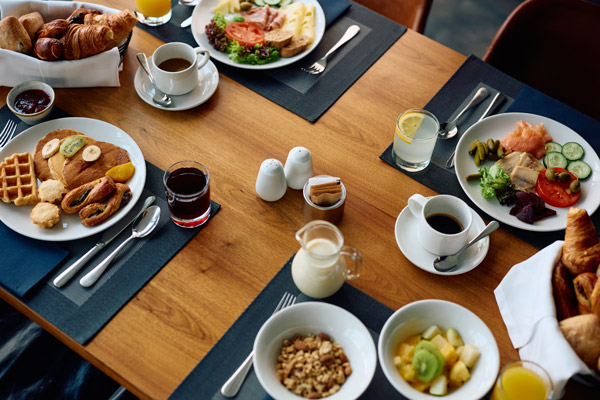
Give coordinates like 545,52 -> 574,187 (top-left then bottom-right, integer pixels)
397,112 -> 426,144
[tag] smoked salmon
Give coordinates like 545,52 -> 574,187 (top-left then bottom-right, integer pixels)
500,120 -> 553,159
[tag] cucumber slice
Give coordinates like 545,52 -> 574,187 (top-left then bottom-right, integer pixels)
544,141 -> 562,154
567,160 -> 592,180
254,0 -> 265,6
280,0 -> 293,5
545,151 -> 568,169
562,142 -> 585,161
264,0 -> 281,5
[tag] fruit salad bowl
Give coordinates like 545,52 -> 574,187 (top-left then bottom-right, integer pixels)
378,299 -> 500,400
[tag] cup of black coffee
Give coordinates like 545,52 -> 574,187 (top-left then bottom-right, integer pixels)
151,42 -> 209,95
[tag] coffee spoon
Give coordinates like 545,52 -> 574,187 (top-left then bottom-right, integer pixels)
438,87 -> 489,139
433,221 -> 499,272
136,53 -> 173,107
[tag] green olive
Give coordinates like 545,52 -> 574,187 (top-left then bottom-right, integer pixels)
60,135 -> 86,158
558,172 -> 571,182
545,168 -> 557,182
569,179 -> 580,193
240,1 -> 252,11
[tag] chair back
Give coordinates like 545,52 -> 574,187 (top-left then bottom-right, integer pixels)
483,0 -> 600,121
353,0 -> 433,33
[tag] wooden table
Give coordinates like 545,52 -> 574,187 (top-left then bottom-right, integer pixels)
0,1 -> 595,398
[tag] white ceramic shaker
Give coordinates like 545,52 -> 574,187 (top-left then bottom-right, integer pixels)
256,159 -> 287,201
284,146 -> 314,190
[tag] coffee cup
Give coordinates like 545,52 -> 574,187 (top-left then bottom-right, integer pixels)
407,194 -> 473,255
151,42 -> 210,95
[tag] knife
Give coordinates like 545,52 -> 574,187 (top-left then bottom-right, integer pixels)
181,16 -> 192,28
53,195 -> 155,288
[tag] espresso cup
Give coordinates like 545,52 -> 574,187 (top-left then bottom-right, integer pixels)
151,42 -> 210,95
407,194 -> 473,255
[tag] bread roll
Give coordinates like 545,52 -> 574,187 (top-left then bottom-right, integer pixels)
34,37 -> 64,61
18,11 -> 44,41
0,16 -> 32,54
559,313 -> 600,369
574,272 -> 597,314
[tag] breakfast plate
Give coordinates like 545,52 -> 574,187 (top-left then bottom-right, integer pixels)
0,117 -> 146,242
394,200 -> 489,275
134,60 -> 219,111
454,112 -> 600,232
191,0 -> 325,70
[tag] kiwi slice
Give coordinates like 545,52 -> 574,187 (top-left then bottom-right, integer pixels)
414,341 -> 444,377
60,136 -> 86,158
412,349 -> 441,382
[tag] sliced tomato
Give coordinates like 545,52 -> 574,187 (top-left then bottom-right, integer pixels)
536,168 -> 580,208
225,22 -> 264,46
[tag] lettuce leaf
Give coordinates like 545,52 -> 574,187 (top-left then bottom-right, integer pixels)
479,165 -> 511,199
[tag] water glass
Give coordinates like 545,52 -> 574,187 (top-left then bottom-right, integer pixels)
163,161 -> 211,228
392,108 -> 440,172
135,0 -> 172,26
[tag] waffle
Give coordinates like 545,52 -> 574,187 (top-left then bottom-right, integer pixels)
0,152 -> 39,205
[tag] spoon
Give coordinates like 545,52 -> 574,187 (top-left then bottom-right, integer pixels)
433,221 -> 499,272
80,205 -> 161,287
136,53 -> 173,108
438,87 -> 489,139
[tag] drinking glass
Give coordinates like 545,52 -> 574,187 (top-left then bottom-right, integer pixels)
163,161 -> 211,228
135,0 -> 172,26
491,360 -> 554,400
391,108 -> 440,172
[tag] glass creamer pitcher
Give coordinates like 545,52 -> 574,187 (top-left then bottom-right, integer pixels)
291,220 -> 362,298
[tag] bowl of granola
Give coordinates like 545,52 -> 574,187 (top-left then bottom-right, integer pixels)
253,301 -> 376,399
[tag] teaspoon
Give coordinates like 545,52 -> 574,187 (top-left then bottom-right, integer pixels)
433,221 -> 499,272
438,87 -> 489,139
136,53 -> 173,108
80,205 -> 161,287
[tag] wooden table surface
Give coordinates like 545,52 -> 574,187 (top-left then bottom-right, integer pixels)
0,1 -> 595,398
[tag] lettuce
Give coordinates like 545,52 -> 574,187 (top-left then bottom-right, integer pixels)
227,42 -> 280,65
479,165 -> 511,199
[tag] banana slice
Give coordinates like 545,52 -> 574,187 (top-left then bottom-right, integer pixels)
42,138 -> 60,159
82,145 -> 102,162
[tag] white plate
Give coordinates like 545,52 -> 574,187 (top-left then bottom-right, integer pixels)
455,112 -> 600,232
134,60 -> 219,111
191,0 -> 325,70
394,199 -> 489,275
0,117 -> 146,242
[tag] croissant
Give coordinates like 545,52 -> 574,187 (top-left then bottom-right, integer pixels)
61,23 -> 114,60
37,19 -> 69,39
84,9 -> 137,49
34,37 -> 64,61
79,183 -> 132,226
61,176 -> 116,213
561,208 -> 600,276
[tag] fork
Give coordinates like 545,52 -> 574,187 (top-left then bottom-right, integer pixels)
0,120 -> 17,148
302,25 -> 360,75
220,292 -> 297,398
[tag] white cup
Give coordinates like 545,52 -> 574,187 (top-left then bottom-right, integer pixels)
407,194 -> 473,255
151,42 -> 210,95
256,159 -> 287,202
284,146 -> 314,190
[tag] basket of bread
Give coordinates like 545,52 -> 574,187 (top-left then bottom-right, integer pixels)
0,1 -> 138,87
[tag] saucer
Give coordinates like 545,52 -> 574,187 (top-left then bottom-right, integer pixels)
394,198 -> 490,275
134,60 -> 219,111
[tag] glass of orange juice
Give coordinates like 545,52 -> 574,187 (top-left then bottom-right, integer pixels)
491,360 -> 554,400
135,0 -> 172,26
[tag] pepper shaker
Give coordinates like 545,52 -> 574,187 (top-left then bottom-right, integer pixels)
256,159 -> 287,201
284,146 -> 313,190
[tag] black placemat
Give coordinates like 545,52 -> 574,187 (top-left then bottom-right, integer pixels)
0,106 -> 221,344
169,255 -> 401,399
379,55 -> 599,250
137,0 -> 406,122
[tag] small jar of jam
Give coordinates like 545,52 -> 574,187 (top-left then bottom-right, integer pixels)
14,89 -> 51,114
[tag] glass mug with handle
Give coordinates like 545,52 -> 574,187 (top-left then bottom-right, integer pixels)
291,220 -> 362,298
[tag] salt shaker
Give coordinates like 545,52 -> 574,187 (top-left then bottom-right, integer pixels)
284,146 -> 313,190
256,159 -> 287,201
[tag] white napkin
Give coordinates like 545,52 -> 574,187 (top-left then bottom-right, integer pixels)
494,240 -> 596,398
0,1 -> 126,88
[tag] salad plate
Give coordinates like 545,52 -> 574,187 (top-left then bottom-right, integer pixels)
191,0 -> 325,70
394,200 -> 489,276
0,117 -> 146,242
134,60 -> 219,111
454,112 -> 600,232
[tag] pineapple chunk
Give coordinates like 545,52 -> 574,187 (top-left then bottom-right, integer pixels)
430,334 -> 448,351
411,380 -> 430,392
429,375 -> 448,396
398,342 -> 415,363
405,334 -> 422,346
456,345 -> 464,357
439,343 -> 458,366
422,325 -> 442,340
449,360 -> 471,388
459,344 -> 481,368
393,355 -> 402,367
446,328 -> 464,347
399,363 -> 416,382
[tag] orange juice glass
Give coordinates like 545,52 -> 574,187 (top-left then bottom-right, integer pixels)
135,0 -> 172,26
491,361 -> 554,400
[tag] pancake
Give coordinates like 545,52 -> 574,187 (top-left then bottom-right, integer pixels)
33,129 -> 82,181
62,140 -> 130,189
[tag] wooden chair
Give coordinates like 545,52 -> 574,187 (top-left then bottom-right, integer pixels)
353,0 -> 433,33
483,0 -> 600,121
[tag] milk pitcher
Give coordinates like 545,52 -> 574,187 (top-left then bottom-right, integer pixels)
291,220 -> 362,298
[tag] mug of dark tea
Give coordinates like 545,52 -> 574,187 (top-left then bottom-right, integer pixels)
163,161 -> 211,228
151,42 -> 210,95
407,193 -> 473,255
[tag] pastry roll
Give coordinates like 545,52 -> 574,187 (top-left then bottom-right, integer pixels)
61,176 -> 116,213
573,272 -> 597,314
37,19 -> 69,39
79,183 -> 131,226
552,263 -> 578,321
